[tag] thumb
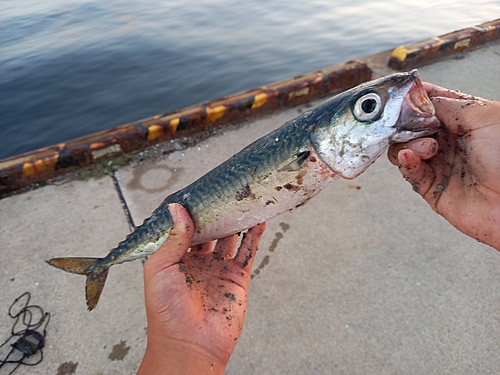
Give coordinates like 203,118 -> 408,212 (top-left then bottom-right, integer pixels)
144,203 -> 194,277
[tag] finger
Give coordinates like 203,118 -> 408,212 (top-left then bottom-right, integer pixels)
234,223 -> 267,270
397,149 -> 435,196
408,138 -> 438,159
398,131 -> 458,210
213,233 -> 239,260
423,82 -> 476,100
388,142 -> 408,166
144,203 -> 194,276
387,138 -> 438,166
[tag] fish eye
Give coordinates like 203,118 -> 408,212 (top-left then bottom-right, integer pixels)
353,92 -> 382,122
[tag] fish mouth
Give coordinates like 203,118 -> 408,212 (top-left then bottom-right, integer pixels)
393,70 -> 440,135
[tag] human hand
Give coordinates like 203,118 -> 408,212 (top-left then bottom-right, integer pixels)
388,83 -> 500,251
137,203 -> 266,375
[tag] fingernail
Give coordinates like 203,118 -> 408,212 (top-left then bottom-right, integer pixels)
398,149 -> 411,166
411,140 -> 432,154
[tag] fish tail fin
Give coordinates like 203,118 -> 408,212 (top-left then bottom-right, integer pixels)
46,257 -> 109,311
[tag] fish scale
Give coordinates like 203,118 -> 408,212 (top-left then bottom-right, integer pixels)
165,121 -> 307,218
47,70 -> 440,310
167,120 -> 312,231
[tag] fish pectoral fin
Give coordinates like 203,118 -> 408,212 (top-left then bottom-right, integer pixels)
278,150 -> 311,172
46,257 -> 108,311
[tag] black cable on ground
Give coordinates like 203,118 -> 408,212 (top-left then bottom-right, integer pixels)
0,292 -> 50,375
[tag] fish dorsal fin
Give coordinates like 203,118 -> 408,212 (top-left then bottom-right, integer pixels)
278,150 -> 310,172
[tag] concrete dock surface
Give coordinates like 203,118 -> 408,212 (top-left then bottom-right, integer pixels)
1,40 -> 499,374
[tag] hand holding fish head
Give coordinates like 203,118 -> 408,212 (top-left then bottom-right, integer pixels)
311,69 -> 440,179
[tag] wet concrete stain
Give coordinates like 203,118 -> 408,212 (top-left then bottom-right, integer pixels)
108,340 -> 131,361
269,233 -> 283,252
126,163 -> 184,194
56,361 -> 78,375
251,222 -> 290,279
252,255 -> 270,278
279,222 -> 290,232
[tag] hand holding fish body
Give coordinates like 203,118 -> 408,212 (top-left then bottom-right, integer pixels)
48,70 -> 440,310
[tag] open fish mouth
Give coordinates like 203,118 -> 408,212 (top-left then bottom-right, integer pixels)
393,70 -> 441,137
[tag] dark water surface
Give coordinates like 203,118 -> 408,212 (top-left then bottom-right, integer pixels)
1,1 -> 499,159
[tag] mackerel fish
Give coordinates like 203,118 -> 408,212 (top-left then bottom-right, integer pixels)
48,70 -> 440,310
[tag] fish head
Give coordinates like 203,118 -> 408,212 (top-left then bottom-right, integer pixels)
310,69 -> 440,180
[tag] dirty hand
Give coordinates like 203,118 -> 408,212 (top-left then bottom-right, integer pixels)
137,203 -> 266,375
388,83 -> 500,251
